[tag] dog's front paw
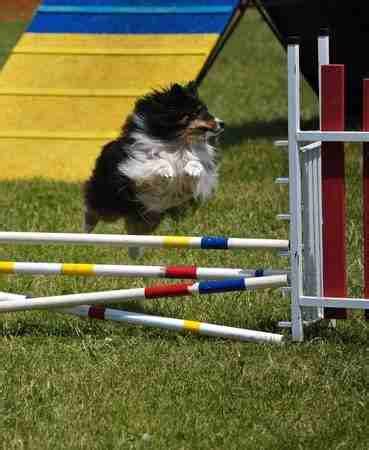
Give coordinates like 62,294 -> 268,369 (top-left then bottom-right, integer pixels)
184,161 -> 203,177
156,163 -> 175,178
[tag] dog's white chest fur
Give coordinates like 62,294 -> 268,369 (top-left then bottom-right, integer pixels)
118,133 -> 218,213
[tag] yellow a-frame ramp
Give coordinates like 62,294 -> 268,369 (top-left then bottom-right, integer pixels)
0,1 -> 247,181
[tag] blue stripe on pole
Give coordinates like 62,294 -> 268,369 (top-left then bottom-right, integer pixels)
198,278 -> 246,294
200,236 -> 228,249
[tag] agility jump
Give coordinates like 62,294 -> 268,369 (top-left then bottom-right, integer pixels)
5,26 -> 369,344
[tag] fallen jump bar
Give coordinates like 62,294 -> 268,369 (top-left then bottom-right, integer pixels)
0,293 -> 284,344
0,275 -> 287,313
62,305 -> 285,344
0,232 -> 289,251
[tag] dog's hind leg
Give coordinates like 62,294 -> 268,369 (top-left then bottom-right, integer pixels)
125,212 -> 161,259
84,208 -> 99,233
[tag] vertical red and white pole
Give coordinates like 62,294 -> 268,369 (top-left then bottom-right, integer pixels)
321,64 -> 347,319
363,79 -> 369,317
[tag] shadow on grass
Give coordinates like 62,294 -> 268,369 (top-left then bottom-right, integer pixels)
0,318 -> 224,343
221,116 -> 320,149
0,318 -> 106,339
300,317 -> 369,346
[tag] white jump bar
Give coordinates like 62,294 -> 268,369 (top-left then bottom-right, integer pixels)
297,131 -> 369,143
0,292 -> 284,344
300,296 -> 369,309
0,232 -> 289,251
275,177 -> 289,184
274,140 -> 288,147
300,141 -> 321,151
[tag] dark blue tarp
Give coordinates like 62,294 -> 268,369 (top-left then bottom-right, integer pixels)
256,0 -> 369,124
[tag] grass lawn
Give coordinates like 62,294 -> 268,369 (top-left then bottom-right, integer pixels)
1,9 -> 369,450
0,21 -> 27,68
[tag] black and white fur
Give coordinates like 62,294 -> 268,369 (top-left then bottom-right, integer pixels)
83,81 -> 224,257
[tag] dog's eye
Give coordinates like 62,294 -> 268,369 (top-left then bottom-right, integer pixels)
196,107 -> 207,118
179,115 -> 190,124
191,109 -> 203,118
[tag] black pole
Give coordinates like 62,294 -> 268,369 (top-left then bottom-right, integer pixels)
196,0 -> 250,86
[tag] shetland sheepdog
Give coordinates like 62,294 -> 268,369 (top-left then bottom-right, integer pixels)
83,81 -> 224,257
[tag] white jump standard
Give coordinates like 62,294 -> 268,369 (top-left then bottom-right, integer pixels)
285,29 -> 369,340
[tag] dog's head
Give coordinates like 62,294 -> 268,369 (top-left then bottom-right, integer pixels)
133,81 -> 224,141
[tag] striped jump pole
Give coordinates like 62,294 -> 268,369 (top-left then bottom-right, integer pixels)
0,232 -> 289,251
0,293 -> 284,344
0,261 -> 288,280
0,274 -> 288,313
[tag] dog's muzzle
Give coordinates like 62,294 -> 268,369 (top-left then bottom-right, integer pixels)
211,118 -> 225,136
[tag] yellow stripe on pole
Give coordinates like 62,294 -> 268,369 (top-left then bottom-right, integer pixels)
0,262 -> 15,274
163,236 -> 192,248
61,264 -> 95,276
183,320 -> 202,333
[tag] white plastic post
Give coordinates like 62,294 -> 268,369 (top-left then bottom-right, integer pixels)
299,30 -> 328,322
287,37 -> 304,341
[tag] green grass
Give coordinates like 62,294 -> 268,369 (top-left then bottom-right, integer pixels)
1,9 -> 369,450
0,21 -> 27,68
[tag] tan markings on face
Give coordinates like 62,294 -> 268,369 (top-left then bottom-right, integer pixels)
188,118 -> 217,131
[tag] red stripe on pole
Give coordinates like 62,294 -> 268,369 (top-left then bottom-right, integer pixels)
145,283 -> 192,299
165,266 -> 197,279
88,305 -> 106,320
321,64 -> 347,319
363,79 -> 369,318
